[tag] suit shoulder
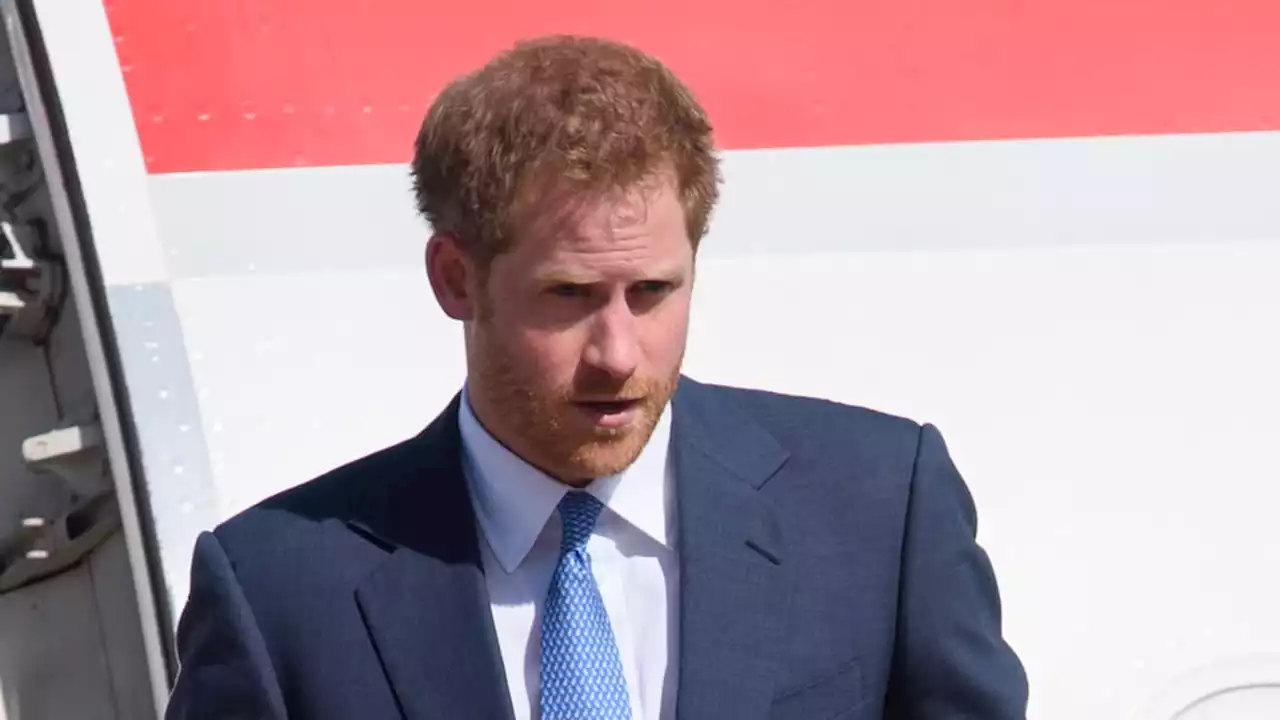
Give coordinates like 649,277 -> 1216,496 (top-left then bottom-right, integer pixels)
699,381 -> 922,442
212,433 -> 424,549
682,380 -> 930,487
200,431 -> 443,608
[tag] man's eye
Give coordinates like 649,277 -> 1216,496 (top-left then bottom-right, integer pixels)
548,284 -> 586,298
632,281 -> 672,295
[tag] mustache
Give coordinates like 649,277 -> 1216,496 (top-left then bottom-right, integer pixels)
558,374 -> 670,402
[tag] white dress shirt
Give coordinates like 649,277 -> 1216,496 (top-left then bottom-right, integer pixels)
458,391 -> 680,720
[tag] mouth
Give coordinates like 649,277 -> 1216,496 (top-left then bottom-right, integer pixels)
571,398 -> 643,428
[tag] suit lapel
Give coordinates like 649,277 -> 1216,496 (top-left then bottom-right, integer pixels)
672,379 -> 792,720
352,396 -> 515,720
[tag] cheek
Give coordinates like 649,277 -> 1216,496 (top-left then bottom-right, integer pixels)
640,298 -> 691,368
517,327 -> 588,384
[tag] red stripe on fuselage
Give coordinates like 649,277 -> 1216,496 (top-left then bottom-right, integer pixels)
104,0 -> 1280,173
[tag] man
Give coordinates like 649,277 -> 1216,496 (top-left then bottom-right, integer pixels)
165,35 -> 1028,720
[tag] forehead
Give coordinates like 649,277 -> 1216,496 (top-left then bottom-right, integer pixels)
511,177 -> 690,261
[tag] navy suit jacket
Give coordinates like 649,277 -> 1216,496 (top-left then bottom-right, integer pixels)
165,377 -> 1028,719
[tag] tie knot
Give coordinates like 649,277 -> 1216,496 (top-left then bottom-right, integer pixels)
557,491 -> 603,552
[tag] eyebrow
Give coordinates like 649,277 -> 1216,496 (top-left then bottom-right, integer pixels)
532,266 -> 687,285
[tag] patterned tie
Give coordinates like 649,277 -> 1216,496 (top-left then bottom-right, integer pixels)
539,491 -> 632,720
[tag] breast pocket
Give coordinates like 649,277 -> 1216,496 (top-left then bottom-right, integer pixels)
769,658 -> 868,720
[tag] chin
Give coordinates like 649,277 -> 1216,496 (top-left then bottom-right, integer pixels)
563,438 -> 648,479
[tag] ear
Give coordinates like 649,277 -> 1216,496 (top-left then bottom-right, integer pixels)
425,233 -> 479,321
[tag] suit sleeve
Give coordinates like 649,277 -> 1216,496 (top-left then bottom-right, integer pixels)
165,531 -> 288,720
884,423 -> 1029,719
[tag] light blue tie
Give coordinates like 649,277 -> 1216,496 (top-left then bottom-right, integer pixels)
539,491 -> 632,720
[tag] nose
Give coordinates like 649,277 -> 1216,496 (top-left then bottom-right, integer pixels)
581,294 -> 639,379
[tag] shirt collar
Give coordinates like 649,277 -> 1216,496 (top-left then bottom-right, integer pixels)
457,388 -> 673,574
